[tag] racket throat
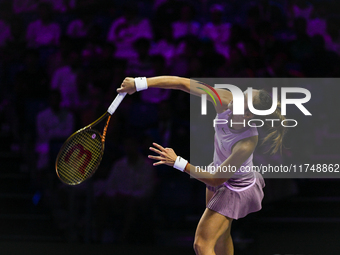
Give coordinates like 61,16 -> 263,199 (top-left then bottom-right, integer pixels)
102,115 -> 111,142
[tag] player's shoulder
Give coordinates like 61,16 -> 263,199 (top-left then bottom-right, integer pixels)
232,135 -> 258,154
215,88 -> 232,97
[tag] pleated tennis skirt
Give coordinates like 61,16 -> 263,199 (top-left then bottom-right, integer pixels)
206,171 -> 265,220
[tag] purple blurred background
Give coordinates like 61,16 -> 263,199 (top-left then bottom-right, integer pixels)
0,0 -> 340,254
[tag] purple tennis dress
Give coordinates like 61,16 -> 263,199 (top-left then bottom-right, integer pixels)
206,109 -> 265,220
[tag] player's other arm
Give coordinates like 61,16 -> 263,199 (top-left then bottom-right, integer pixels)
117,76 -> 232,112
185,136 -> 258,186
148,136 -> 257,187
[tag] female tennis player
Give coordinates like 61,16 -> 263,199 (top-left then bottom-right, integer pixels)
117,76 -> 286,255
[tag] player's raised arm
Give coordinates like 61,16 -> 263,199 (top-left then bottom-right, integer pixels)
117,76 -> 233,113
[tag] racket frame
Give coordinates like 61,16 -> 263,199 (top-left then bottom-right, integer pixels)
55,114 -> 108,185
55,93 -> 126,185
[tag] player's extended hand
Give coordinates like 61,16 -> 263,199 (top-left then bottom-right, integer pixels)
148,143 -> 178,167
117,77 -> 136,95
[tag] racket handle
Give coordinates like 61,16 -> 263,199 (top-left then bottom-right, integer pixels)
107,92 -> 127,115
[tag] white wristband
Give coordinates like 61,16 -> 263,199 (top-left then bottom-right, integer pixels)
134,77 -> 148,92
173,156 -> 188,172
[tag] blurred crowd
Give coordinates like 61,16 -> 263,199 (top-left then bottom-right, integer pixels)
0,0 -> 340,243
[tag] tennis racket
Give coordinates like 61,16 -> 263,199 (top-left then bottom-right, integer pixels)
55,92 -> 127,185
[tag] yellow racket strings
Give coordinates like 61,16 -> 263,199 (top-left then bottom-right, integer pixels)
57,130 -> 103,185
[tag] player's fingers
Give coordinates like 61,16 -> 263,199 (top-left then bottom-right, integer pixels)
153,142 -> 165,151
149,146 -> 161,154
148,155 -> 164,161
149,147 -> 165,156
153,161 -> 165,166
116,87 -> 125,93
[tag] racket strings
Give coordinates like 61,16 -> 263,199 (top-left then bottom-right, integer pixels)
56,129 -> 103,185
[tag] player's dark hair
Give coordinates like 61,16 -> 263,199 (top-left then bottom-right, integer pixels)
253,89 -> 287,154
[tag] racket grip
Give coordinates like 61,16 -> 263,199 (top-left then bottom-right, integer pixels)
107,92 -> 127,115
